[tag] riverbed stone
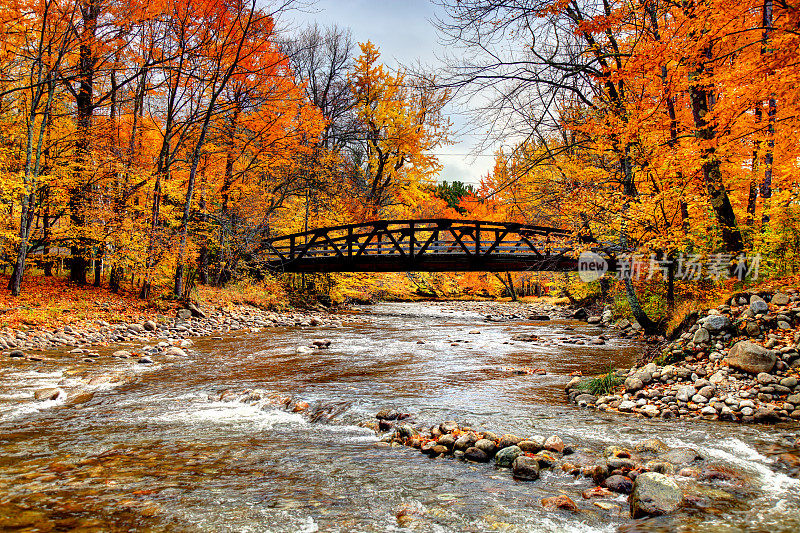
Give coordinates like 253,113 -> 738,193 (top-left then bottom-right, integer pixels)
475,439 -> 497,457
750,296 -> 769,315
34,388 -> 62,401
463,447 -> 489,463
512,456 -> 540,480
603,474 -> 634,494
544,435 -> 564,453
494,445 -> 524,467
541,495 -> 578,511
635,438 -> 669,455
516,441 -> 539,454
454,434 -> 478,450
659,447 -> 703,465
773,293 -> 790,306
725,341 -> 777,374
692,328 -> 710,344
498,434 -> 522,448
630,472 -> 684,518
702,315 -> 731,332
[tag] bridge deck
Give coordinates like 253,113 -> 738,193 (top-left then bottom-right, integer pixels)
264,219 -> 599,273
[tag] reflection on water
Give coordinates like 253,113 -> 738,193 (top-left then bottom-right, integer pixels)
0,302 -> 797,532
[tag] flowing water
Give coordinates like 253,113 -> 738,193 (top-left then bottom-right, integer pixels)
0,302 -> 798,532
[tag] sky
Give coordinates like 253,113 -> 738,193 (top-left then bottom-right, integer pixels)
282,0 -> 496,186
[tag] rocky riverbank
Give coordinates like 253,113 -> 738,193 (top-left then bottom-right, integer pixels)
567,288 -> 800,424
370,416 -> 759,521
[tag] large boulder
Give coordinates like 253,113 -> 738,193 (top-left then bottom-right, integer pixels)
630,472 -> 684,518
725,341 -> 777,374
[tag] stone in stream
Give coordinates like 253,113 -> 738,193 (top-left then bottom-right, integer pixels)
603,474 -> 634,494
34,388 -> 62,401
725,341 -> 777,374
541,495 -> 578,511
436,434 -> 455,449
474,439 -> 497,457
454,433 -> 478,450
518,439 -> 543,453
463,446 -> 489,463
8,350 -> 25,358
439,420 -> 459,433
658,447 -> 703,465
498,434 -> 522,448
544,435 -> 564,453
112,350 -> 132,358
512,456 -> 540,480
635,438 -> 669,455
494,445 -> 524,467
630,472 -> 684,518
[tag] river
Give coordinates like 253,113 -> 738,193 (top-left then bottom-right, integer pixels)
0,302 -> 798,532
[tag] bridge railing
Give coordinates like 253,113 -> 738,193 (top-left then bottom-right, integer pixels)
264,219 -> 575,265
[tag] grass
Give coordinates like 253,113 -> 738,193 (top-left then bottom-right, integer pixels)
575,366 -> 623,396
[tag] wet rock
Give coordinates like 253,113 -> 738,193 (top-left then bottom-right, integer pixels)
725,341 -> 777,374
436,434 -> 455,448
137,356 -> 154,364
582,487 -> 615,499
659,447 -> 703,465
645,460 -> 676,475
498,434 -> 522,448
532,451 -> 558,468
475,438 -> 497,457
635,438 -> 669,455
603,474 -> 634,494
512,456 -> 540,480
8,349 -> 25,358
630,472 -> 684,518
541,495 -> 578,511
439,420 -> 459,433
454,433 -> 478,451
494,445 -> 524,467
518,440 -> 543,453
430,445 -> 449,457
112,350 -> 132,358
463,446 -> 489,463
544,435 -> 565,453
376,409 -> 400,420
34,388 -> 62,400
754,407 -> 779,423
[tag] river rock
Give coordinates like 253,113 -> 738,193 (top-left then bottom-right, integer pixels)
773,293 -> 790,306
624,377 -> 644,393
544,435 -> 564,453
8,350 -> 24,358
454,433 -> 478,450
603,474 -> 634,494
475,438 -> 497,457
630,472 -> 684,518
176,309 -> 192,320
541,495 -> 578,511
750,295 -> 769,315
495,445 -> 524,467
518,439 -> 543,453
676,385 -> 696,402
635,438 -> 669,454
437,434 -> 455,448
702,315 -> 731,332
692,328 -> 710,344
34,388 -> 62,401
725,341 -> 777,374
498,434 -> 522,448
463,447 -> 489,463
512,456 -> 540,480
440,421 -> 459,433
659,447 -> 703,465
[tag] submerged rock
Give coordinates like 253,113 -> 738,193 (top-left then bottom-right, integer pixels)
494,445 -> 523,467
630,472 -> 684,518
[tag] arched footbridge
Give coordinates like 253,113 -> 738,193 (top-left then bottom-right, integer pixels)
264,219 -> 616,274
